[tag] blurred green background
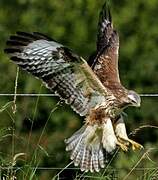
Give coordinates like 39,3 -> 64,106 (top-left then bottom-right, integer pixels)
0,0 -> 158,179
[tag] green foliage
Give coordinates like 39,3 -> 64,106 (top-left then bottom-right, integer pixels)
0,0 -> 158,179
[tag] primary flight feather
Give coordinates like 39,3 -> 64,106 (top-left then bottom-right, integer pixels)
4,2 -> 142,172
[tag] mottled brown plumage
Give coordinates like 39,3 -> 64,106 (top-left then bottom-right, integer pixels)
4,2 -> 142,173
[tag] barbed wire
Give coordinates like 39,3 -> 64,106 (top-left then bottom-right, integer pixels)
0,93 -> 158,97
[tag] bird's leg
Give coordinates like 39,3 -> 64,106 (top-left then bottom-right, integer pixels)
113,115 -> 143,151
113,115 -> 130,151
118,137 -> 143,151
102,118 -> 118,153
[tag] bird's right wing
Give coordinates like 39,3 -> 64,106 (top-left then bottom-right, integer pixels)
89,2 -> 121,87
5,32 -> 109,116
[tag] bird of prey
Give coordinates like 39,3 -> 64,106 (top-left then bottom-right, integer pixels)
4,2 -> 142,172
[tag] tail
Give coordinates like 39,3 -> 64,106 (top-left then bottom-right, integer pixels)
65,124 -> 105,172
65,118 -> 118,172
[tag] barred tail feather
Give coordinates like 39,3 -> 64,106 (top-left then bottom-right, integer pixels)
65,125 -> 105,172
98,148 -> 105,168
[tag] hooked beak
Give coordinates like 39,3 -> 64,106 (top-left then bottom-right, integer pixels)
128,92 -> 141,107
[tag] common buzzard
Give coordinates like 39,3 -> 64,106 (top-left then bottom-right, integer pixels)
4,2 -> 142,172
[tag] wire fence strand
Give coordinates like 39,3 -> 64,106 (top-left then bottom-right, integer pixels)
140,94 -> 158,97
0,167 -> 157,170
0,93 -> 158,97
0,94 -> 58,97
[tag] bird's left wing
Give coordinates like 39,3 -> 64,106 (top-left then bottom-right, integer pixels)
4,32 -> 108,116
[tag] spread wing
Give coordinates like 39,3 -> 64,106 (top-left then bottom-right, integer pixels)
4,32 -> 108,116
89,2 -> 120,88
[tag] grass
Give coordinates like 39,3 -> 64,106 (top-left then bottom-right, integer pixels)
0,69 -> 158,179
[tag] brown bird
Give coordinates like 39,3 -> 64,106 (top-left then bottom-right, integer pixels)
4,2 -> 142,172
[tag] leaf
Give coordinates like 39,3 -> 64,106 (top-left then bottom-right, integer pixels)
38,145 -> 49,157
0,101 -> 14,113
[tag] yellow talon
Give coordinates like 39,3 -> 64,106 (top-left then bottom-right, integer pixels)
127,139 -> 143,151
117,137 -> 143,151
118,137 -> 130,146
116,141 -> 129,152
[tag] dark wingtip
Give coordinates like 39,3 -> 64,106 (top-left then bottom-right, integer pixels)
101,0 -> 112,22
4,31 -> 54,57
107,4 -> 112,22
33,32 -> 54,41
10,56 -> 22,62
16,31 -> 33,37
16,31 -> 54,41
6,40 -> 26,46
4,48 -> 9,54
4,48 -> 22,54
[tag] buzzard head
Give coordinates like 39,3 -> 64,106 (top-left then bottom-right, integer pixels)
127,90 -> 141,107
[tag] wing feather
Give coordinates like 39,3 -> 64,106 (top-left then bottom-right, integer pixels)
89,2 -> 121,87
5,32 -> 108,116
